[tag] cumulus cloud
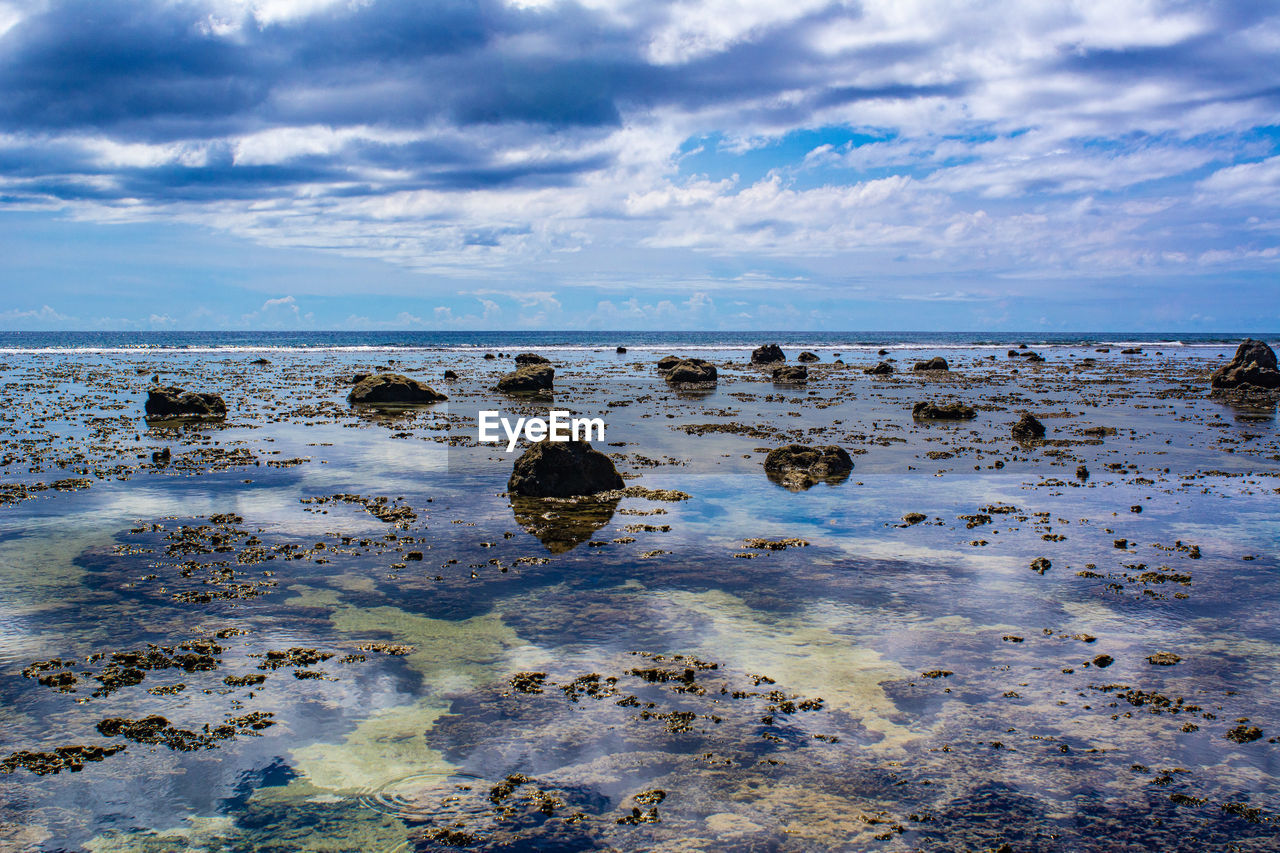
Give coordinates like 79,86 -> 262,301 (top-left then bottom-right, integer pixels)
0,0 -> 1277,302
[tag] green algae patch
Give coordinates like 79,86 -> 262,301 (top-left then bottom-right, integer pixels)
659,589 -> 917,750
293,603 -> 539,793
291,698 -> 456,792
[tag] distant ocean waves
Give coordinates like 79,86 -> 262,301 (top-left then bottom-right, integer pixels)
0,330 -> 1269,354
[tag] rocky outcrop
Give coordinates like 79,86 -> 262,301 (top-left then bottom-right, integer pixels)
797,351 -> 819,363
763,444 -> 853,490
665,358 -> 717,384
1012,412 -> 1046,439
497,364 -> 554,394
508,439 -> 624,498
1210,339 -> 1280,390
864,361 -> 894,375
751,344 -> 785,364
771,365 -> 808,384
348,373 -> 447,405
912,401 -> 976,420
514,353 -> 551,367
913,356 -> 949,371
145,387 -> 227,420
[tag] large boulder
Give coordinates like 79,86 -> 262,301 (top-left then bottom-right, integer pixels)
797,351 -> 820,363
665,358 -> 717,384
497,364 -> 554,394
772,364 -> 808,384
763,444 -> 853,490
145,387 -> 227,420
656,355 -> 682,372
508,439 -> 624,498
912,401 -> 976,420
1011,412 -> 1046,439
913,356 -> 949,371
751,344 -> 786,364
348,373 -> 447,405
1210,339 -> 1280,390
864,361 -> 894,375
515,353 -> 551,367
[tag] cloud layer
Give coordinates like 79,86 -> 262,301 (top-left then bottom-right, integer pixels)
0,0 -> 1278,326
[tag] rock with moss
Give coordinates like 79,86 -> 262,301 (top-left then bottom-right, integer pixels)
763,443 -> 853,489
508,439 -> 624,498
1211,339 -> 1279,390
497,364 -> 554,395
145,386 -> 227,420
912,401 -> 976,420
348,373 -> 447,405
1011,412 -> 1046,439
665,358 -> 717,385
771,364 -> 808,384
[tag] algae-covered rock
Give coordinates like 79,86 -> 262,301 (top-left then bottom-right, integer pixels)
508,440 -> 623,498
144,387 -> 227,420
347,373 -> 446,405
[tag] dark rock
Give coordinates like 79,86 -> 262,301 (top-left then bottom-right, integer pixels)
656,355 -> 682,372
913,356 -> 949,371
665,358 -> 717,384
763,444 -> 852,490
250,358 -> 270,365
1011,412 -> 1046,439
484,353 -> 496,360
1025,352 -> 1045,362
797,351 -> 819,363
350,373 -> 370,384
864,361 -> 893,375
1030,557 -> 1051,574
348,373 -> 447,405
1092,654 -> 1114,668
508,439 -> 624,498
878,349 -> 889,355
616,346 -> 627,353
1120,347 -> 1142,354
497,364 -> 554,395
515,353 -> 551,367
751,344 -> 786,364
1210,339 -> 1280,390
443,370 -> 458,380
912,401 -> 976,420
771,364 -> 808,384
511,495 -> 618,553
145,387 -> 227,420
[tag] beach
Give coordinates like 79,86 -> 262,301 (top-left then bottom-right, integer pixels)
0,333 -> 1277,851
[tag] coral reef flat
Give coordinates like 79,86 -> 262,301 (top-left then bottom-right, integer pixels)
0,334 -> 1278,852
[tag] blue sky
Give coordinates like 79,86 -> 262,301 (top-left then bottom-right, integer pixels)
0,0 -> 1277,331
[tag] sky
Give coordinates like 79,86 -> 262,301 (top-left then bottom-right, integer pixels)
0,0 -> 1278,331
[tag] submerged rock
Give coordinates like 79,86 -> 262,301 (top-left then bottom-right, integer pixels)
1011,412 -> 1046,439
347,373 -> 447,405
797,351 -> 819,363
751,344 -> 786,364
763,443 -> 853,490
771,364 -> 808,384
497,364 -> 554,395
665,358 -> 717,385
912,401 -> 976,420
1211,339 -> 1280,390
508,439 -> 624,498
145,387 -> 227,420
515,353 -> 551,367
913,356 -> 949,371
864,361 -> 894,375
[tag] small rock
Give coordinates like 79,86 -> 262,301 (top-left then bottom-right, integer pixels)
797,351 -> 819,363
665,358 -> 717,384
751,344 -> 786,364
1147,652 -> 1181,666
1011,412 -> 1046,439
145,387 -> 227,420
913,356 -> 949,371
771,364 -> 808,384
912,401 -> 976,420
497,364 -> 554,395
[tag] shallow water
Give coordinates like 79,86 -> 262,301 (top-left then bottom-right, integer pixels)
0,341 -> 1278,851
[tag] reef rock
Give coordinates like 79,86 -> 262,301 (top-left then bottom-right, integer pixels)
508,440 -> 624,498
145,387 -> 227,420
771,365 -> 808,384
1011,412 -> 1046,439
665,358 -> 717,384
347,373 -> 447,405
864,361 -> 894,375
763,444 -> 853,490
913,356 -> 949,372
497,364 -> 554,395
797,351 -> 819,363
514,353 -> 551,367
1210,339 -> 1280,390
912,401 -> 976,420
751,344 -> 786,364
